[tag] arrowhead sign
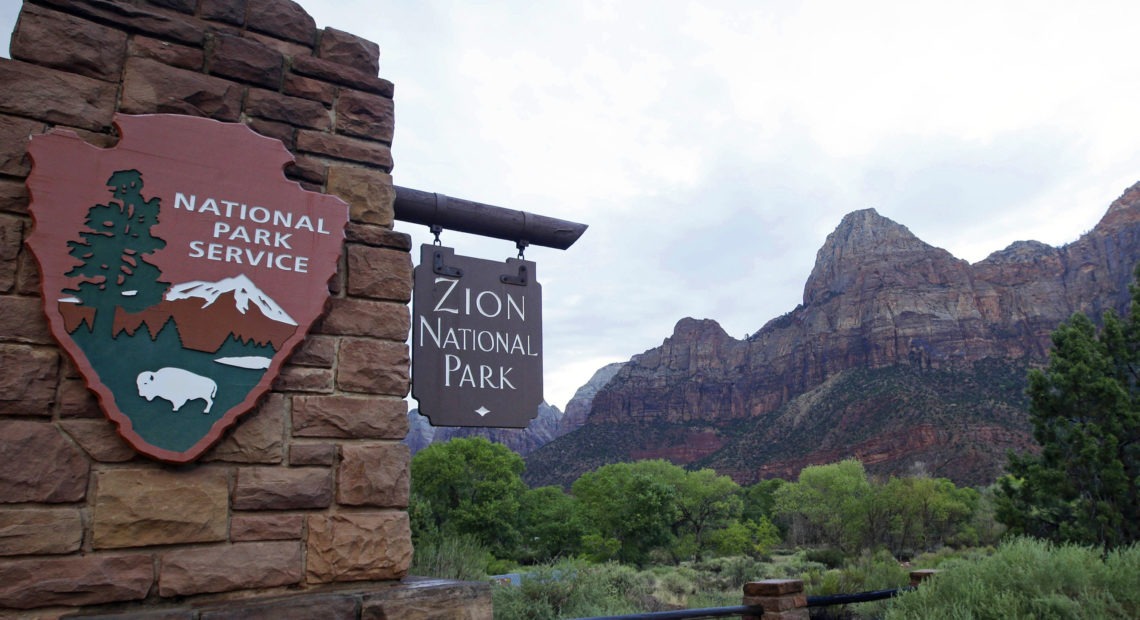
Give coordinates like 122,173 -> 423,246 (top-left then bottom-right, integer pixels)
25,114 -> 348,463
412,245 -> 543,427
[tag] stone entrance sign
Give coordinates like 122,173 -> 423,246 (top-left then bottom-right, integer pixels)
412,244 -> 543,427
25,114 -> 349,463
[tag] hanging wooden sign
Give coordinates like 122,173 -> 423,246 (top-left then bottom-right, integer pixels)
25,114 -> 348,463
412,244 -> 543,427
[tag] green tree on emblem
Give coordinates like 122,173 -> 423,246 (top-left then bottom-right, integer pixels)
65,169 -> 169,336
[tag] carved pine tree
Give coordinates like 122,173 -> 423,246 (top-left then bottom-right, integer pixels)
64,169 -> 169,335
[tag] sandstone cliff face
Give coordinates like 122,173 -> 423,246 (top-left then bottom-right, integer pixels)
559,362 -> 626,430
527,183 -> 1140,486
594,186 -> 1140,425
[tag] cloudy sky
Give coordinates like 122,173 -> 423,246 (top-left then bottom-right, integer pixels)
5,1 -> 1140,411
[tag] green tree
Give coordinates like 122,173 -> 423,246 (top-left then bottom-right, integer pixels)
879,476 -> 977,554
572,460 -> 678,565
740,478 -> 788,541
968,485 -> 1007,547
997,275 -> 1140,549
517,485 -> 586,564
770,459 -> 980,555
410,437 -> 528,559
572,460 -> 745,563
672,468 -> 743,561
773,459 -> 871,553
65,170 -> 168,335
741,478 -> 786,524
710,516 -> 781,558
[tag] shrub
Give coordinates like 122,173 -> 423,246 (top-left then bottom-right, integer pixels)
592,562 -> 656,603
808,549 -> 910,619
1104,545 -> 1140,610
657,569 -> 699,607
492,559 -> 637,620
409,534 -> 490,581
773,553 -> 830,584
804,547 -> 848,569
910,545 -> 994,569
885,537 -> 1140,619
703,555 -> 768,589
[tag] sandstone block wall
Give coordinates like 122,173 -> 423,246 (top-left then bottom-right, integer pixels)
0,0 -> 480,616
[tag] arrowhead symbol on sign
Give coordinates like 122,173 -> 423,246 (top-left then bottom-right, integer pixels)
475,406 -> 490,417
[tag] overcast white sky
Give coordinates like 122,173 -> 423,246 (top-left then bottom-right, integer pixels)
5,1 -> 1140,411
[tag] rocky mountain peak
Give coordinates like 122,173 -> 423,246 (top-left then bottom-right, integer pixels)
978,240 -> 1058,266
803,208 -> 963,305
1097,181 -> 1140,232
630,317 -> 743,375
669,317 -> 731,342
525,183 -> 1140,488
820,208 -> 928,257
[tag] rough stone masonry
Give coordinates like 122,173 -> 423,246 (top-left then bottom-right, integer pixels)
0,0 -> 490,616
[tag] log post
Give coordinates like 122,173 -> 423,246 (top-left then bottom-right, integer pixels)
909,569 -> 939,587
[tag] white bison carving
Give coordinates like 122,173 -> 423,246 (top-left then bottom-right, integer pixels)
136,368 -> 217,414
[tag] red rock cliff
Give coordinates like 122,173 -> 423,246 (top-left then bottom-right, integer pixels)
590,185 -> 1140,426
525,184 -> 1140,487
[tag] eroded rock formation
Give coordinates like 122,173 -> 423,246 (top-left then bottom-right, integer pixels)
524,183 -> 1140,487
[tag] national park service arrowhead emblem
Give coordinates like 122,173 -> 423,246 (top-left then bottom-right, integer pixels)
25,114 -> 349,463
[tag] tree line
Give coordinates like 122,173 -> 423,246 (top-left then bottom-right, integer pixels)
410,439 -> 994,568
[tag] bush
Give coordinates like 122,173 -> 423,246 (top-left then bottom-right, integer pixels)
656,568 -> 699,607
850,549 -> 910,592
772,553 -> 829,583
695,556 -> 769,589
492,560 -> 638,620
910,545 -> 994,569
1104,545 -> 1140,611
885,537 -> 1140,619
804,547 -> 848,569
808,549 -> 910,619
409,534 -> 490,581
593,562 -> 656,603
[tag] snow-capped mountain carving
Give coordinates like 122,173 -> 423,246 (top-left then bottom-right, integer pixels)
166,274 -> 297,326
62,274 -> 304,354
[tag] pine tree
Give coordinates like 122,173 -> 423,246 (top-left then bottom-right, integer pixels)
64,169 -> 168,335
996,267 -> 1140,549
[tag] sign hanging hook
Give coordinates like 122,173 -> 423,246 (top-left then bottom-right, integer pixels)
430,224 -> 443,246
516,239 -> 529,260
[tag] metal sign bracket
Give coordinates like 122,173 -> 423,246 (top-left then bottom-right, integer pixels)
432,248 -> 463,278
500,263 -> 528,287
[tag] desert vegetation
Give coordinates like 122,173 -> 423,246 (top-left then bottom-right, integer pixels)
409,438 -> 1000,618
